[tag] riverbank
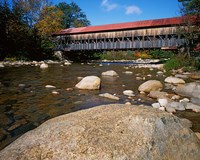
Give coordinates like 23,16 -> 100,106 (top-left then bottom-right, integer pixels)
0,61 -> 200,151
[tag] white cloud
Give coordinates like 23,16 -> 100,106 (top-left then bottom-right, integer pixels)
125,5 -> 142,15
101,0 -> 118,11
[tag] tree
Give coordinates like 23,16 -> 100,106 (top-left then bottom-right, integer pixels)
178,0 -> 200,57
56,2 -> 90,28
36,6 -> 63,37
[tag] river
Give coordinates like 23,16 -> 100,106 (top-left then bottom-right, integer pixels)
0,63 -> 199,150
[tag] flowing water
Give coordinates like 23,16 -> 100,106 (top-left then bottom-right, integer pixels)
0,63 -> 199,150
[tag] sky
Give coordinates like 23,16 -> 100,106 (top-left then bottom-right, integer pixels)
53,0 -> 182,26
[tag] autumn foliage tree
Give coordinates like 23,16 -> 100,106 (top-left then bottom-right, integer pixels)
0,0 -> 90,60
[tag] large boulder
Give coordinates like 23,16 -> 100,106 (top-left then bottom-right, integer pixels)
138,80 -> 163,93
0,104 -> 199,160
175,82 -> 200,98
164,76 -> 185,84
101,70 -> 118,76
75,76 -> 101,90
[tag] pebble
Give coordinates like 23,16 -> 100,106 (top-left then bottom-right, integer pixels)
152,103 -> 160,109
171,95 -> 181,100
159,107 -> 165,111
125,102 -> 131,105
40,63 -> 48,69
52,91 -> 59,95
45,85 -> 56,89
123,90 -> 135,97
18,84 -> 26,87
140,91 -> 145,94
124,71 -> 133,74
66,88 -> 73,91
99,93 -> 120,100
158,98 -> 169,107
179,98 -> 190,103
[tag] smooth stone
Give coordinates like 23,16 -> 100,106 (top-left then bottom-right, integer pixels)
147,74 -> 152,77
75,76 -> 101,90
124,71 -> 133,74
101,70 -> 118,76
165,107 -> 176,113
186,103 -> 200,112
138,80 -> 163,93
123,90 -> 135,97
179,98 -> 190,103
152,103 -> 160,109
52,91 -> 59,95
99,93 -> 120,100
140,91 -> 145,94
158,98 -> 169,107
64,62 -> 71,66
148,91 -> 168,99
175,82 -> 200,98
40,63 -> 48,69
1,104 -> 200,160
18,84 -> 26,87
171,95 -> 181,100
159,107 -> 165,111
191,98 -> 200,106
175,74 -> 188,79
125,102 -> 131,105
157,71 -> 163,75
166,102 -> 185,111
77,77 -> 83,80
45,85 -> 56,89
66,88 -> 73,91
164,76 -> 185,84
136,77 -> 143,80
189,73 -> 200,80
0,64 -> 5,68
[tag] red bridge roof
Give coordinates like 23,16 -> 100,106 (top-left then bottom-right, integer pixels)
57,17 -> 184,35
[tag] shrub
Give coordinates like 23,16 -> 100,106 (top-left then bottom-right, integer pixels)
164,55 -> 195,71
150,50 -> 175,59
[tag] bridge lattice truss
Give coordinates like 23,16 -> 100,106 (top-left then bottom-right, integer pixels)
54,26 -> 185,51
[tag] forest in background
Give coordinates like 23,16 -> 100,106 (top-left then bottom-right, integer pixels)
0,0 -> 90,60
0,0 -> 199,67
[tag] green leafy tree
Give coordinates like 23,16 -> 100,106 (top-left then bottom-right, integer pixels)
178,0 -> 200,57
56,2 -> 90,28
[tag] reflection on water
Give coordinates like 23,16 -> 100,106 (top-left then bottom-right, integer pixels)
0,63 -> 199,150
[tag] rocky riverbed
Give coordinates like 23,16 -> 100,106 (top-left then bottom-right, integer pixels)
0,59 -> 200,154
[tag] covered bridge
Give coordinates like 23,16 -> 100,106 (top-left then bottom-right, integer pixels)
54,17 -> 186,51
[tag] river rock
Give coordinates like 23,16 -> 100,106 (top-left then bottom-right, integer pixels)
152,103 -> 160,109
158,98 -> 169,107
189,73 -> 200,80
166,102 -> 185,111
123,90 -> 135,97
191,98 -> 200,106
40,63 -> 48,69
75,76 -> 101,90
138,80 -> 163,93
101,70 -> 118,76
124,71 -> 133,74
175,74 -> 188,79
1,104 -> 200,160
165,107 -> 176,113
148,91 -> 168,99
159,107 -> 165,111
186,103 -> 200,112
0,64 -> 5,68
99,93 -> 120,100
164,76 -> 185,84
45,85 -> 56,89
175,82 -> 200,98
